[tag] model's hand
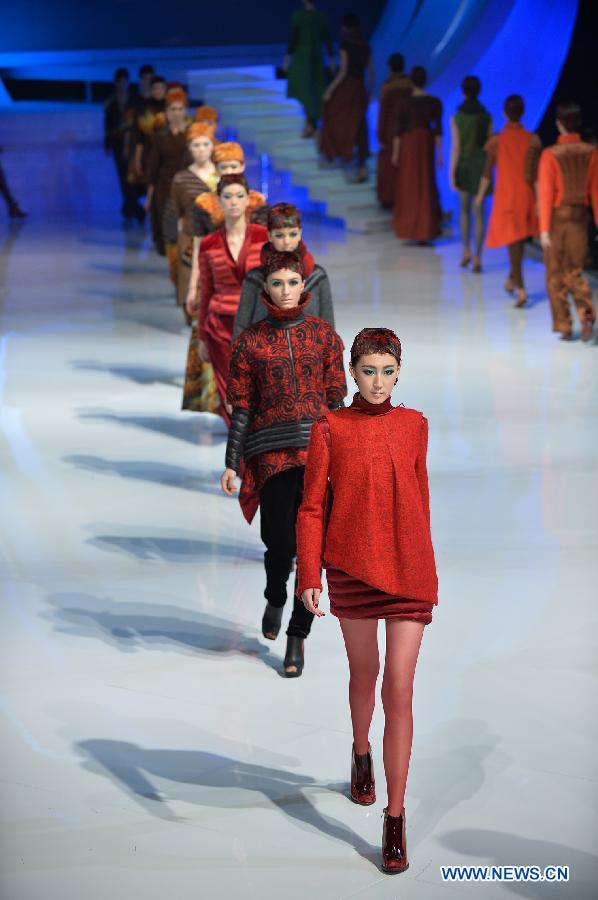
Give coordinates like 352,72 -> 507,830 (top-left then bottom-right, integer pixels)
474,192 -> 484,209
323,87 -> 333,103
391,153 -> 399,167
186,292 -> 199,317
540,231 -> 551,251
221,468 -> 238,496
198,339 -> 211,362
301,588 -> 325,617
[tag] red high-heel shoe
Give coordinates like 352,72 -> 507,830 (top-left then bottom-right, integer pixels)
350,744 -> 376,805
382,807 -> 409,873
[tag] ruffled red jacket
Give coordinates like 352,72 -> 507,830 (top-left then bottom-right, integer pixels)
296,398 -> 438,603
198,224 -> 268,340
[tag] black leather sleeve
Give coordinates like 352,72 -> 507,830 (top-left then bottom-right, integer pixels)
225,408 -> 252,472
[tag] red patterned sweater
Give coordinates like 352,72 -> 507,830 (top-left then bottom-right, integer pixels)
226,293 -> 347,522
296,397 -> 438,602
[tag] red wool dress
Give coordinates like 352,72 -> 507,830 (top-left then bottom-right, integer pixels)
198,223 -> 268,423
296,393 -> 438,622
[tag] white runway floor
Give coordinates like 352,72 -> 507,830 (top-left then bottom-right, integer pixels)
1,214 -> 597,899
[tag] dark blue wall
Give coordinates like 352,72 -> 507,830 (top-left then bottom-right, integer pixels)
0,1 -> 386,51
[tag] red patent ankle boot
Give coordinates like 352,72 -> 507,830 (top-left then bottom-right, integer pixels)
350,744 -> 376,805
382,806 -> 409,873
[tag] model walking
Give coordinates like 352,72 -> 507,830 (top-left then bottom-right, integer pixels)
538,101 -> 597,341
391,66 -> 442,243
233,202 -> 334,339
170,123 -> 218,321
376,53 -> 412,208
450,75 -> 492,271
283,0 -> 334,137
221,250 -> 346,676
145,86 -> 189,254
297,327 -> 437,872
475,95 -> 542,307
197,174 -> 268,424
319,14 -> 373,182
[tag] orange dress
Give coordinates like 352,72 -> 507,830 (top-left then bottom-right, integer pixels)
485,123 -> 542,248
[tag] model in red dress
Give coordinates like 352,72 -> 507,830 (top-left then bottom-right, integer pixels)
297,328 -> 438,873
475,95 -> 542,307
197,174 -> 268,424
221,250 -> 346,676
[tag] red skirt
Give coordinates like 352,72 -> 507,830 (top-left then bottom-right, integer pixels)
320,76 -> 368,162
393,127 -> 441,241
327,567 -> 433,624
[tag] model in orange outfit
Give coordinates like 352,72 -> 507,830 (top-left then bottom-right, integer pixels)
538,101 -> 598,341
476,95 -> 542,307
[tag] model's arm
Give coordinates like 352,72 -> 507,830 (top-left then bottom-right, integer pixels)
144,136 -> 159,210
449,116 -> 459,190
315,268 -> 335,329
296,421 -> 331,595
233,273 -> 260,340
366,54 -> 375,100
415,416 -> 431,526
323,49 -> 348,102
538,150 -> 557,247
391,97 -> 407,165
198,243 -> 215,345
475,134 -> 497,206
221,336 -> 256,495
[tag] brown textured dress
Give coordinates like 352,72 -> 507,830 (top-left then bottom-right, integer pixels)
146,128 -> 188,252
393,93 -> 442,242
170,168 -> 215,309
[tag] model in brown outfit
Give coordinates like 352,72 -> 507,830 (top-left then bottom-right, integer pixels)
538,102 -> 598,341
145,87 -> 189,255
376,54 -> 412,208
391,66 -> 442,242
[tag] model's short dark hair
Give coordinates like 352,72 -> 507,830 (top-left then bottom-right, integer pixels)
350,328 -> 402,367
462,75 -> 481,99
139,64 -> 154,77
504,94 -> 524,122
151,75 -> 167,86
556,101 -> 582,133
411,66 -> 427,88
216,173 -> 250,196
388,53 -> 405,74
114,68 -> 129,81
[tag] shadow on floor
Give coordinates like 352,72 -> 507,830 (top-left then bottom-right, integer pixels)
77,409 -> 227,446
44,592 -> 278,671
70,359 -> 183,387
88,531 -> 261,564
64,454 -> 223,496
76,739 -> 379,865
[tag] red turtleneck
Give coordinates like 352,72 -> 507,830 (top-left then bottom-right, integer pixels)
297,396 -> 438,602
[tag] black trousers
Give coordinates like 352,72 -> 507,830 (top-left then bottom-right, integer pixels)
111,144 -> 141,218
259,466 -> 314,639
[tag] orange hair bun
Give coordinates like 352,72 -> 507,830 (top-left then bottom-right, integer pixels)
186,122 -> 215,143
213,141 -> 244,163
165,87 -> 188,108
195,105 -> 219,122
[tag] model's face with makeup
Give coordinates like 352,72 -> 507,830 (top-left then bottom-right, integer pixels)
264,268 -> 304,309
268,226 -> 302,252
216,159 -> 244,175
219,184 -> 249,220
189,136 -> 213,164
350,352 -> 400,403
167,101 -> 186,128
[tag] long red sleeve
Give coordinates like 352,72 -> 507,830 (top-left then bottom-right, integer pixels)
296,420 -> 330,594
198,243 -> 214,341
415,416 -> 431,526
538,149 -> 559,233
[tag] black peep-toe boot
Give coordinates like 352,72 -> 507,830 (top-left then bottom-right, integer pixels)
283,635 -> 304,678
262,603 -> 283,640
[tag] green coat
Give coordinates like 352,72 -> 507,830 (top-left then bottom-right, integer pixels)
286,8 -> 333,121
454,99 -> 492,195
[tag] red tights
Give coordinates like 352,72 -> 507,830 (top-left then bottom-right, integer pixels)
339,617 -> 425,817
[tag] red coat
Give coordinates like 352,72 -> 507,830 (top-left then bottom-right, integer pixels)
296,399 -> 438,603
198,224 -> 268,341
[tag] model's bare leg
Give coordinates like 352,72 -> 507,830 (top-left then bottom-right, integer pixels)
382,618 -> 425,816
459,190 -> 471,264
339,618 -> 379,755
